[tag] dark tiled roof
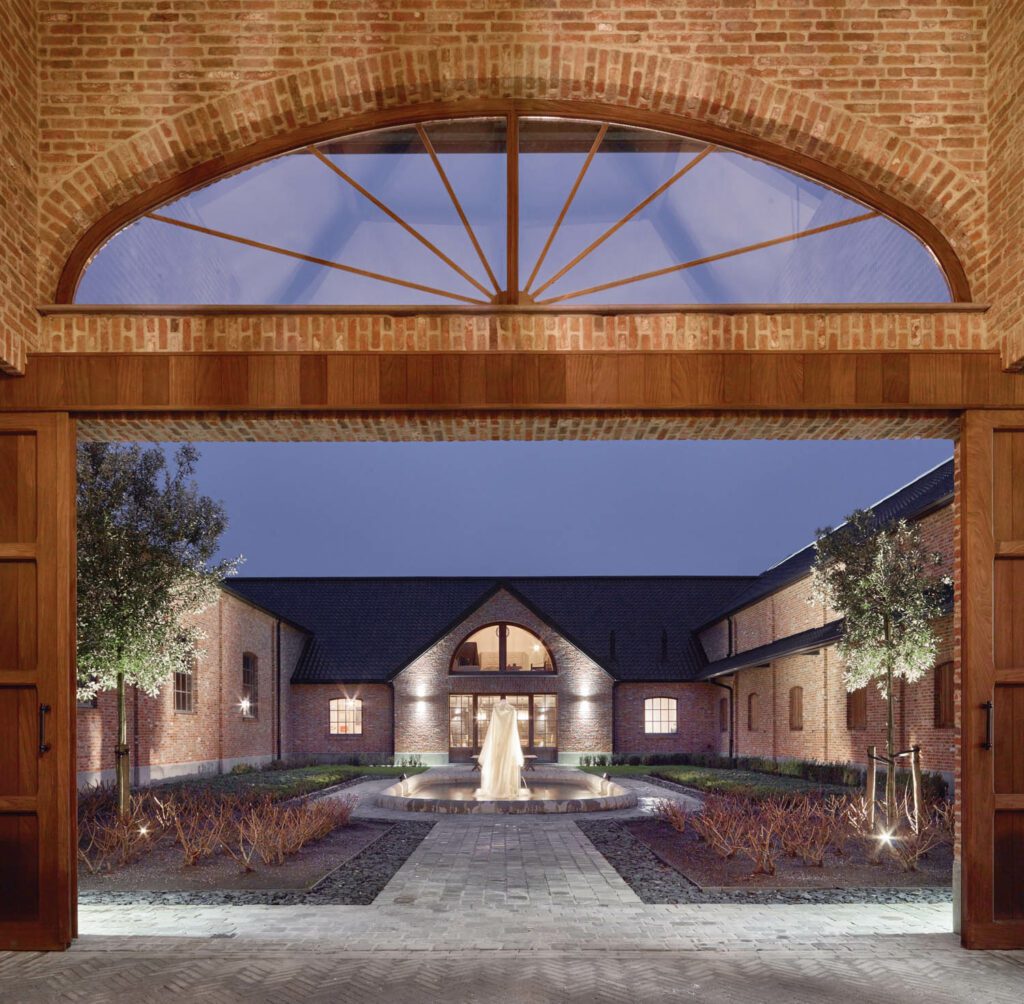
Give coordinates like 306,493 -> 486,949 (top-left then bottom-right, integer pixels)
698,458 -> 954,630
698,621 -> 845,680
225,576 -> 754,684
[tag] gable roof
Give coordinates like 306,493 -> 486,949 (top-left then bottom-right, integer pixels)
225,575 -> 754,684
697,458 -> 954,632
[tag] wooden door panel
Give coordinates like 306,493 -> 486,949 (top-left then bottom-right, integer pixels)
0,414 -> 75,951
993,813 -> 1024,921
0,562 -> 38,672
0,687 -> 40,795
994,685 -> 1024,794
0,815 -> 40,922
0,433 -> 37,542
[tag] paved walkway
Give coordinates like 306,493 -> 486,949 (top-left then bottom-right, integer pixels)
378,816 -> 641,907
3,772 -> 1023,1002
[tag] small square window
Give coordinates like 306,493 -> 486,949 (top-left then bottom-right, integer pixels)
644,697 -> 677,734
330,698 -> 362,735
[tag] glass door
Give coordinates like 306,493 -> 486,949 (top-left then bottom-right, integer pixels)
449,693 -> 557,762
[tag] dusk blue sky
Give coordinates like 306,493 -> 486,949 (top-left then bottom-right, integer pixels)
183,440 -> 954,579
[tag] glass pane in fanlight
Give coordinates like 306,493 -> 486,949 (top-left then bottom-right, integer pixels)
316,120 -> 504,293
77,143 -> 485,305
422,118 -> 507,292
535,140 -> 952,305
518,118 -> 604,287
526,122 -> 708,296
542,211 -> 949,304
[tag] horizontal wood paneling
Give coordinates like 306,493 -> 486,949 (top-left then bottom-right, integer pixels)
2,351 -> 1024,414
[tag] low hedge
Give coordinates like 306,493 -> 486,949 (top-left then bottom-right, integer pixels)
577,751 -> 947,800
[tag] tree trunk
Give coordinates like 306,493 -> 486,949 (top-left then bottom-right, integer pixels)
883,615 -> 896,828
115,670 -> 130,817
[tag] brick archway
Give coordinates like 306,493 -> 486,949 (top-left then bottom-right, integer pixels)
41,42 -> 982,303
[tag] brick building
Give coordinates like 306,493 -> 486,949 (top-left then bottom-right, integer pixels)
77,459 -> 956,788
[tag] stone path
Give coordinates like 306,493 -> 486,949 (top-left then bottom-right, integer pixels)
377,816 -> 641,907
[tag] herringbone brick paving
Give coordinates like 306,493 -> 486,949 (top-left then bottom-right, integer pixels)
2,940 -> 1023,1003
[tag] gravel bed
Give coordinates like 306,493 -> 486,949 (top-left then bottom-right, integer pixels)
78,821 -> 435,907
577,819 -> 953,906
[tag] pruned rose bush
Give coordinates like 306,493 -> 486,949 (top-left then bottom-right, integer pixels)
77,781 -> 355,874
679,791 -> 952,877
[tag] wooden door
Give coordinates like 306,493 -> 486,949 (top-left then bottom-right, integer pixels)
0,413 -> 76,950
962,410 -> 1024,948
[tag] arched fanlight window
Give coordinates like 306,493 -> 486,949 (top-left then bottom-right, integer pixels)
74,114 -> 956,307
451,622 -> 555,673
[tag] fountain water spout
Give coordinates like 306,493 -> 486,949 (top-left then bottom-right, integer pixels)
476,699 -> 527,799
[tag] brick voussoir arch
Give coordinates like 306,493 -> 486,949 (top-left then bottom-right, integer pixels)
41,43 -> 981,303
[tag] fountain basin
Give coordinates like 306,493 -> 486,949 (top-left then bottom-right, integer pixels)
377,766 -> 637,814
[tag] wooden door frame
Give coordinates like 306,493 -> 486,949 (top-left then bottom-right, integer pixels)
5,348 -> 1024,950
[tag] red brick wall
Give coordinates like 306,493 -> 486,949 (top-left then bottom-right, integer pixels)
285,684 -> 393,760
0,0 -> 37,373
614,683 -> 722,757
76,590 -> 303,784
393,589 -> 614,762
34,0 -> 987,189
725,621 -> 956,777
989,0 -> 1024,365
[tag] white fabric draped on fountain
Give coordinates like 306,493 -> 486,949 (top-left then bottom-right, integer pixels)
476,699 -> 527,799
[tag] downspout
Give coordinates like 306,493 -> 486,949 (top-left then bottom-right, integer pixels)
709,677 -> 734,761
275,619 -> 282,762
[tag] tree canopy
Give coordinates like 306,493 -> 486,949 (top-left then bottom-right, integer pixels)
76,443 -> 240,701
810,509 -> 949,697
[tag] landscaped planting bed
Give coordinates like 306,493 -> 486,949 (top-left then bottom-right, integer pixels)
578,819 -> 951,906
578,787 -> 953,905
77,766 -> 430,902
156,763 -> 427,802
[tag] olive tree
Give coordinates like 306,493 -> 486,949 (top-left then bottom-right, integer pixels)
811,509 -> 948,826
77,443 -> 239,814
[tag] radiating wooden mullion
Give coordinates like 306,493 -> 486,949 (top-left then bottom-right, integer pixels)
538,211 -> 879,305
146,213 -> 488,305
524,123 -> 607,295
506,113 -> 519,304
532,144 -> 716,297
306,146 -> 492,298
416,124 -> 501,294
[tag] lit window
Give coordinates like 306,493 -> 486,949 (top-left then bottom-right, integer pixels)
174,662 -> 195,714
329,698 -> 363,735
451,623 -> 554,673
75,116 -> 954,308
241,652 -> 258,718
644,697 -> 677,734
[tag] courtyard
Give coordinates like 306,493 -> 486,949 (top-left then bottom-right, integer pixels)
4,768 -> 1023,1002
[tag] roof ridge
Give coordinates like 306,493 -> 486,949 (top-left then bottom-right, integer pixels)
759,457 -> 953,575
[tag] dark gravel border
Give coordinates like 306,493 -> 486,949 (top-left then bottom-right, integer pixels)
77,821 -> 435,907
577,819 -> 953,906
